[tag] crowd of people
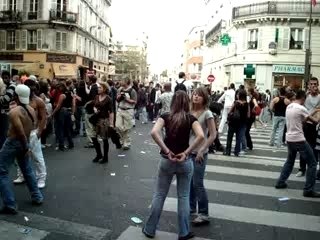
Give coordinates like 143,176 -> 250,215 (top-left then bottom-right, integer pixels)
0,70 -> 320,239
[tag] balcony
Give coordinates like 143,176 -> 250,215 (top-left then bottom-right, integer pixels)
28,43 -> 37,50
205,20 -> 223,46
6,44 -> 15,50
27,11 -> 38,20
0,10 -> 22,22
233,1 -> 320,20
49,10 -> 78,24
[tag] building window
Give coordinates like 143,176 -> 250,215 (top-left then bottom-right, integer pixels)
6,30 -> 15,50
28,0 -> 38,20
0,0 -> 7,11
198,63 -> 203,72
56,31 -> 67,51
9,0 -> 17,11
27,30 -> 37,50
290,28 -> 303,50
248,29 -> 258,49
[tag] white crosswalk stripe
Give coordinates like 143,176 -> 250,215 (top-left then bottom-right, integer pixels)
160,126 -> 320,237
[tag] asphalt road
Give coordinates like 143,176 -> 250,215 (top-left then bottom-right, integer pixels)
0,122 -> 320,240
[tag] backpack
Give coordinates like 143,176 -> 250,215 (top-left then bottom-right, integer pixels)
174,80 -> 187,92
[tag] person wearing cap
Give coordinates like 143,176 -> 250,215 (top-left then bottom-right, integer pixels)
0,84 -> 43,215
13,78 -> 47,189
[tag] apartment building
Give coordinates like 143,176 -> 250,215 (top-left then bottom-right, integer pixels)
0,0 -> 112,79
202,0 -> 320,91
181,25 -> 205,81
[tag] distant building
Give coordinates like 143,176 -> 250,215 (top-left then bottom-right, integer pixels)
202,0 -> 320,91
0,0 -> 112,80
181,25 -> 205,82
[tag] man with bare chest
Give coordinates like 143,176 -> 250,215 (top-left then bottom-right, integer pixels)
14,78 -> 47,189
0,84 -> 43,215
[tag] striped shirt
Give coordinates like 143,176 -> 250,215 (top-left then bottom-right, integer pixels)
0,83 -> 16,110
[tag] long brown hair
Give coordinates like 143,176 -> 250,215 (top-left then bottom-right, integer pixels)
168,90 -> 190,136
191,87 -> 209,111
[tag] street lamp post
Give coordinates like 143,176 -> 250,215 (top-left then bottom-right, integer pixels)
304,2 -> 313,85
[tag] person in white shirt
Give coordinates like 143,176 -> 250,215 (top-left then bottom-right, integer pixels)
217,83 -> 236,134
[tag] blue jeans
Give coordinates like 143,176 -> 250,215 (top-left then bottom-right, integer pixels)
226,124 -> 246,155
0,113 -> 9,149
270,116 -> 285,147
0,138 -> 43,209
190,153 -> 209,215
277,141 -> 317,192
144,157 -> 194,237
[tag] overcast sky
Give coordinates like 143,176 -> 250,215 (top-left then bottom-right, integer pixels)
109,0 -> 206,74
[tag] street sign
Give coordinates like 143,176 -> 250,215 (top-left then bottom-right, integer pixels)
207,74 -> 215,83
220,34 -> 231,46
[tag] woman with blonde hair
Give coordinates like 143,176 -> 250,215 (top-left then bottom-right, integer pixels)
143,90 -> 204,240
90,82 -> 114,164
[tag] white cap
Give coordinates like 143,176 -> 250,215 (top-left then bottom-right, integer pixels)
15,84 -> 30,105
29,75 -> 37,82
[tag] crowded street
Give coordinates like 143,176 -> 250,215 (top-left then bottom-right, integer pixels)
0,121 -> 319,240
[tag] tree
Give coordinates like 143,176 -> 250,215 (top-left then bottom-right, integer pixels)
160,70 -> 168,78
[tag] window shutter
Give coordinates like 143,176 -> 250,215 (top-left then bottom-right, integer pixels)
15,30 -> 20,49
303,27 -> 310,50
242,29 -> 247,50
62,32 -> 67,51
37,29 -> 42,50
281,27 -> 290,50
258,28 -> 263,50
0,31 -> 6,50
21,30 -> 27,50
56,31 -> 61,51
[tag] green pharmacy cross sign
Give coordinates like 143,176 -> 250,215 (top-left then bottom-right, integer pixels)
220,34 -> 231,46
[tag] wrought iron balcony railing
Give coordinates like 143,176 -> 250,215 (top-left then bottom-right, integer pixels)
233,1 -> 320,20
0,10 -> 22,22
205,20 -> 222,44
49,10 -> 78,24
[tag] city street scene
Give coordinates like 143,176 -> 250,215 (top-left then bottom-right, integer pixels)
0,0 -> 320,240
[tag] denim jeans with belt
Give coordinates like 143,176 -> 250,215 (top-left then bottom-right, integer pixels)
0,138 -> 43,209
144,157 -> 194,237
190,153 -> 209,215
277,141 -> 317,192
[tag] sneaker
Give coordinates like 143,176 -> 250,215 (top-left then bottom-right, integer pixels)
269,143 -> 274,147
45,144 -> 52,148
123,146 -> 130,150
192,214 -> 210,227
178,232 -> 195,240
0,206 -> 18,215
275,182 -> 288,189
37,179 -> 46,189
13,177 -> 25,184
142,228 -> 154,239
41,144 -> 46,149
303,191 -> 320,198
296,171 -> 305,177
152,120 -> 156,124
32,199 -> 43,206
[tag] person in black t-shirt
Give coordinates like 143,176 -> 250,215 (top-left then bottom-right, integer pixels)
143,90 -> 204,240
224,89 -> 249,156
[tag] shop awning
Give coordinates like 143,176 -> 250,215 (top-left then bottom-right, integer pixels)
11,63 -> 39,75
52,63 -> 77,78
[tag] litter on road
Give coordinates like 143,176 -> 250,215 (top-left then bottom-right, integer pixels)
110,173 -> 116,176
20,228 -> 32,234
131,217 -> 143,224
24,216 -> 29,222
118,155 -> 126,157
279,197 -> 290,202
140,151 -> 146,154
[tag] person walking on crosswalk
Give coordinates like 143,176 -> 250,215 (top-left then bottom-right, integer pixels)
143,90 -> 204,240
189,87 -> 216,226
217,83 -> 235,134
275,90 -> 320,198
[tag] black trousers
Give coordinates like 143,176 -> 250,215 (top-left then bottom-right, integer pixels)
299,122 -> 317,173
245,118 -> 255,150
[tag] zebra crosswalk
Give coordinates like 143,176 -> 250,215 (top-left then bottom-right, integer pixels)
160,125 -> 320,239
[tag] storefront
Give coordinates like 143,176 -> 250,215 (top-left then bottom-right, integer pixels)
272,64 -> 305,90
